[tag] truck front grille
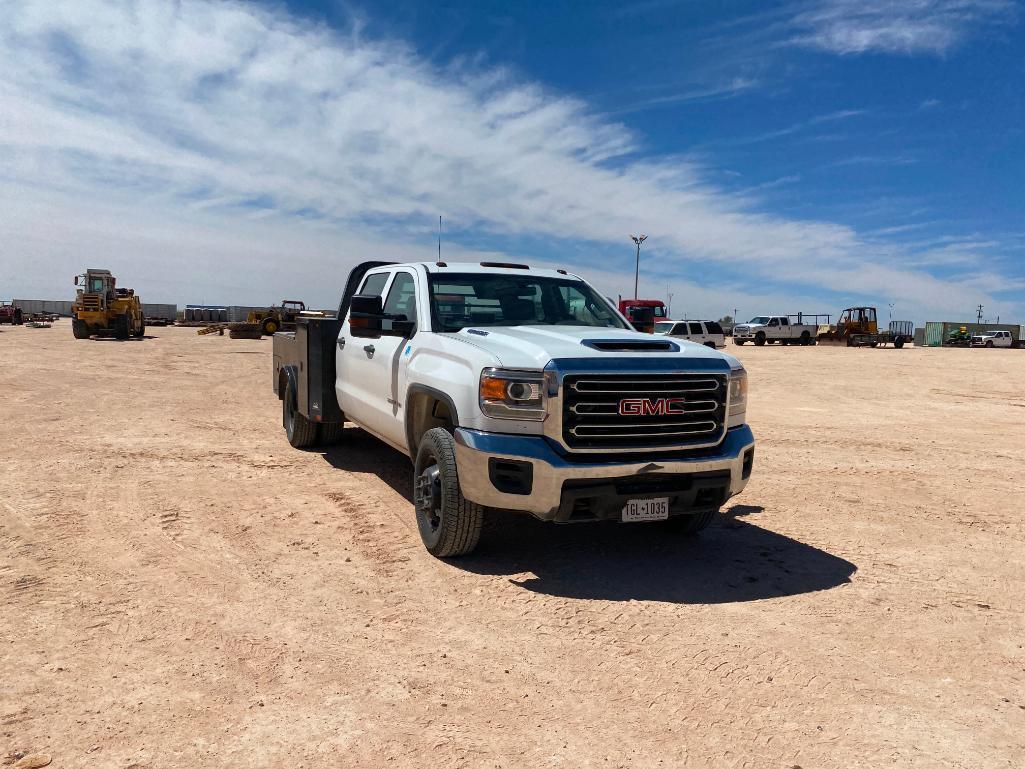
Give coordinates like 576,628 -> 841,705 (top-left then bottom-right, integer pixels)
561,373 -> 727,450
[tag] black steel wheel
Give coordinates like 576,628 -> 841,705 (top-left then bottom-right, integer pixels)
413,428 -> 484,557
754,332 -> 766,346
72,319 -> 90,339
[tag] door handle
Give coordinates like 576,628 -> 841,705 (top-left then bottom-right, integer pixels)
337,338 -> 346,349
363,344 -> 375,357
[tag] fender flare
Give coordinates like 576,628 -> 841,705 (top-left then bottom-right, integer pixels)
405,384 -> 461,456
278,364 -> 299,417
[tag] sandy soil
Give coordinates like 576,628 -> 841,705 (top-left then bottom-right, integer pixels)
1,323 -> 1023,768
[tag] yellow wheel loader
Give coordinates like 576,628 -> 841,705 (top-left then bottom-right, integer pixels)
71,269 -> 144,340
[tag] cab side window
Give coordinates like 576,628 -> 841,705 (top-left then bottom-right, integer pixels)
768,318 -> 779,327
689,322 -> 703,335
383,272 -> 418,324
359,272 -> 389,297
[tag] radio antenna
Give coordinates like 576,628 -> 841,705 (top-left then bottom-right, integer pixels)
438,216 -> 442,260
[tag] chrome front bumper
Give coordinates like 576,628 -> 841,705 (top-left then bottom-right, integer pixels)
453,425 -> 755,521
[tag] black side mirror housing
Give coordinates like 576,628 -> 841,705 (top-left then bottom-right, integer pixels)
348,294 -> 415,339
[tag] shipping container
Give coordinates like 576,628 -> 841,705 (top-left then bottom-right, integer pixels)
228,305 -> 266,323
924,322 -> 944,347
13,299 -> 75,316
140,303 -> 177,320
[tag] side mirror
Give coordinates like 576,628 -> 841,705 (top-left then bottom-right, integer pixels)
74,276 -> 80,286
348,294 -> 415,339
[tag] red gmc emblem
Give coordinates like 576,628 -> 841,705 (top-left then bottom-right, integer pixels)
618,397 -> 687,416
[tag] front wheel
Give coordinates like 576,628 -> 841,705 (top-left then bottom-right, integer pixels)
754,333 -> 766,346
985,340 -> 994,348
115,313 -> 130,340
734,339 -> 745,346
72,319 -> 90,339
262,318 -> 280,335
664,508 -> 718,535
414,428 -> 484,557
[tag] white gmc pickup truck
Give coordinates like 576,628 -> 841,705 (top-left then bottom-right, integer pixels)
272,261 -> 755,557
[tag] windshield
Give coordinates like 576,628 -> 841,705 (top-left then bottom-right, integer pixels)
748,316 -> 770,324
429,273 -> 628,332
653,321 -> 675,334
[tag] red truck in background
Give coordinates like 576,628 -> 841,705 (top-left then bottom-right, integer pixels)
0,300 -> 24,325
618,298 -> 667,333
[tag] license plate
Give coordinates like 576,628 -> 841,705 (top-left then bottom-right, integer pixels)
621,497 -> 669,522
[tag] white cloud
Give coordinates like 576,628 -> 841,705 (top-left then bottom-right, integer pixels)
0,0 -> 1017,323
789,0 -> 1013,56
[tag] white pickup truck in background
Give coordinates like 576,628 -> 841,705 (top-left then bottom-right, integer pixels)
272,261 -> 755,557
971,330 -> 1014,348
732,315 -> 824,346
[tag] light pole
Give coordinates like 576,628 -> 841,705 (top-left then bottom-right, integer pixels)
630,235 -> 647,299
666,284 -> 673,317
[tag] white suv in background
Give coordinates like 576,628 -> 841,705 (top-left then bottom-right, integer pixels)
971,330 -> 1013,348
655,320 -> 727,349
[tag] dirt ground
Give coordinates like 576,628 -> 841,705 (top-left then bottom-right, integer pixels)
2,323 -> 1023,768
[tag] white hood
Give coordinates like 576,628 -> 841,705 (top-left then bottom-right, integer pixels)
451,325 -> 737,370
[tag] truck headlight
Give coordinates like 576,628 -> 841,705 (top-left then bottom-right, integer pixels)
479,368 -> 546,421
728,367 -> 748,424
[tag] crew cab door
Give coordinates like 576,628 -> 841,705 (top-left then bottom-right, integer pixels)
336,270 -> 390,437
336,269 -> 419,452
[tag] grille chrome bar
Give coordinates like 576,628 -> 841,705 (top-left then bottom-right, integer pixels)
570,378 -> 720,392
570,400 -> 719,415
569,421 -> 718,438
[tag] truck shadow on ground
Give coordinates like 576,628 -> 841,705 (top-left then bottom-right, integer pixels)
323,429 -> 857,605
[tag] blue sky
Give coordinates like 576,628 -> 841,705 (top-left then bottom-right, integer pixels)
1,0 -> 1022,322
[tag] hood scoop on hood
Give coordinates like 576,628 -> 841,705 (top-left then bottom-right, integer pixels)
581,338 -> 680,352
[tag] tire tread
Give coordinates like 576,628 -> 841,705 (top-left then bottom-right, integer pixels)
418,428 -> 484,557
